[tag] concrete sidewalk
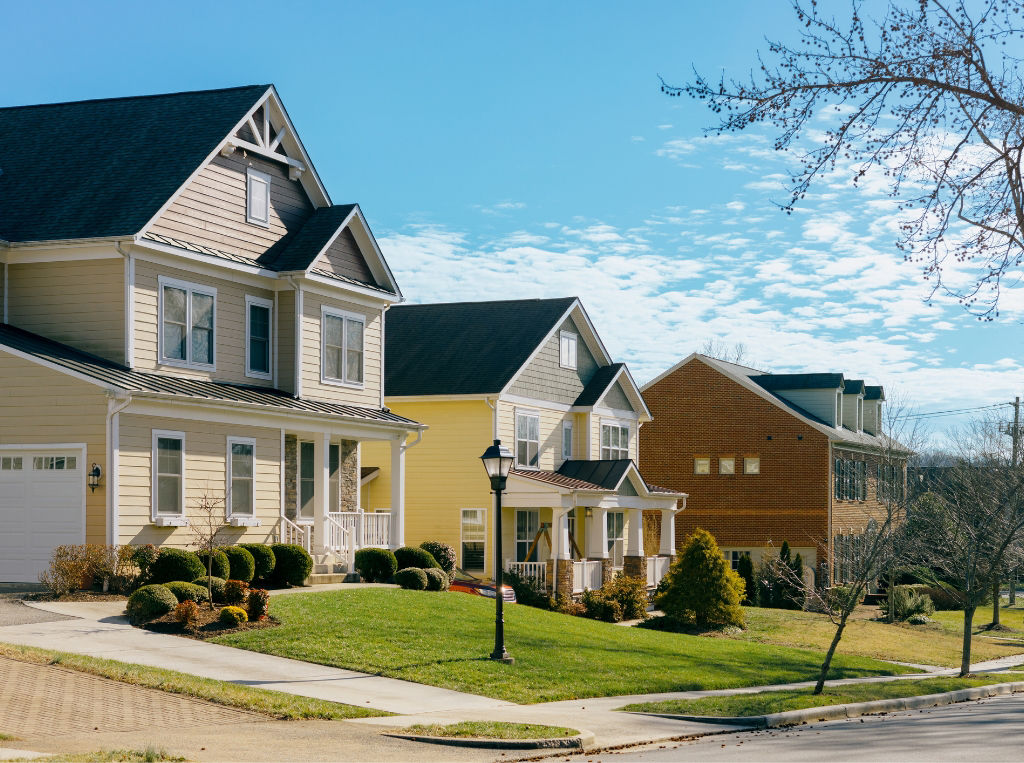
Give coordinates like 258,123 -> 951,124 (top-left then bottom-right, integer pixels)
0,601 -> 510,716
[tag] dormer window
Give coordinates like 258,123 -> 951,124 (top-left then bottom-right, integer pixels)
246,168 -> 271,227
559,331 -> 578,370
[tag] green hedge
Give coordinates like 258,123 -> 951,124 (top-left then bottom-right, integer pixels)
126,584 -> 178,624
193,575 -> 227,603
238,543 -> 276,582
196,549 -> 230,580
269,543 -> 313,586
221,546 -> 255,583
395,568 -> 428,590
149,548 -> 204,585
419,541 -> 456,575
394,546 -> 439,571
354,548 -> 398,583
424,568 -> 450,591
163,581 -> 210,604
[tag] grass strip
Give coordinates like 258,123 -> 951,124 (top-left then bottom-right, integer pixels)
403,721 -> 578,739
8,749 -> 185,762
620,676 -> 1013,717
0,732 -> 16,741
0,643 -> 388,720
211,589 -> 911,704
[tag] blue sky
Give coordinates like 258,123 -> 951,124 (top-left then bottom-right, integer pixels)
4,0 -> 1023,440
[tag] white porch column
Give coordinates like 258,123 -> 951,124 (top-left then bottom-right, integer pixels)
659,509 -> 677,557
587,508 -> 608,558
554,509 -> 571,560
625,508 -> 644,557
389,435 -> 406,549
313,433 -> 330,555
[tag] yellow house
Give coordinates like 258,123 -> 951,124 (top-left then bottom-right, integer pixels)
0,85 -> 424,583
362,298 -> 686,596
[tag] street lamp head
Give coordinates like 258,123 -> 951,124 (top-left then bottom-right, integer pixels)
480,439 -> 514,489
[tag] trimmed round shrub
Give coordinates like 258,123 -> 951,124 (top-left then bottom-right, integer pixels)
126,584 -> 178,624
163,581 -> 210,604
238,543 -> 276,582
193,575 -> 227,603
394,546 -> 439,571
175,600 -> 199,629
423,567 -> 450,591
394,568 -> 428,590
196,549 -> 230,580
269,543 -> 313,586
247,588 -> 270,621
149,548 -> 204,585
219,606 -> 248,626
220,546 -> 255,583
354,547 -> 398,583
419,541 -> 456,575
224,579 -> 249,606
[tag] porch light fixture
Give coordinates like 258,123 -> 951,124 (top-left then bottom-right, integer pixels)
88,463 -> 102,493
480,439 -> 514,664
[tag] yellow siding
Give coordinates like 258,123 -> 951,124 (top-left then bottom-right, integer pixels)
8,259 -> 125,364
148,153 -> 312,260
496,400 -> 576,470
117,413 -> 282,548
0,351 -> 108,543
133,259 -> 275,386
363,400 -> 496,574
299,291 -> 382,407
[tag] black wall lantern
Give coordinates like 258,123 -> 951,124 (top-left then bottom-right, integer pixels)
88,463 -> 102,492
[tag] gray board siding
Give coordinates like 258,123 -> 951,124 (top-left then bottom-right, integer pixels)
507,316 -> 598,404
603,381 -> 633,412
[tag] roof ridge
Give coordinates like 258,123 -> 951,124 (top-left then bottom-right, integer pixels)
0,84 -> 271,112
393,296 -> 577,309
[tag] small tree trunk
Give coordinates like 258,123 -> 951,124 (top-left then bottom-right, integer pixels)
207,556 -> 214,610
886,572 -> 895,624
960,606 -> 975,677
1010,572 -> 1017,606
992,578 -> 1001,627
814,616 -> 848,695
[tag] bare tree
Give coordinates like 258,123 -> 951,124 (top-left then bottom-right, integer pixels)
189,488 -> 228,609
665,1 -> 1024,318
700,338 -> 764,369
907,419 -> 1024,675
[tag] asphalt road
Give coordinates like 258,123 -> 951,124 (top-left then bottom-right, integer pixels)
601,693 -> 1024,762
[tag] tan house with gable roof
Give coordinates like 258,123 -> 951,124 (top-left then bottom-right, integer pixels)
0,85 -> 424,583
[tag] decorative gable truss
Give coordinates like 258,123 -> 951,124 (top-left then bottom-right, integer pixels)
220,95 -> 312,184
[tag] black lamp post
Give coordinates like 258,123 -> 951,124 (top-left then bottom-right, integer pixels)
480,438 -> 515,664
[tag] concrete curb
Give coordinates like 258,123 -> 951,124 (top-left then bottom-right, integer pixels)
631,681 -> 1024,729
383,730 -> 595,750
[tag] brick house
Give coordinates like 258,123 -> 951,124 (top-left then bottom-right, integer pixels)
638,353 -> 906,584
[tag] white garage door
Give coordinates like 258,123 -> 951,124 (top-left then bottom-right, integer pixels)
0,449 -> 86,583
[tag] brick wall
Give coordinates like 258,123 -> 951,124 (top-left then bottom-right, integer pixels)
831,447 -> 899,533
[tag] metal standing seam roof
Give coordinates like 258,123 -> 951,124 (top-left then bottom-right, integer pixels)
0,323 -> 420,427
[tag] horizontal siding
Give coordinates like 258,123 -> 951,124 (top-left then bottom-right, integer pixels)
0,351 -> 108,544
497,399 -> 575,471
148,153 -> 313,260
299,291 -> 382,407
8,259 -> 125,364
317,228 -> 378,286
277,289 -> 296,395
117,413 -> 282,548
133,259 -> 275,386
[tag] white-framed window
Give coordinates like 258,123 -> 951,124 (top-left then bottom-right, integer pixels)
607,511 -> 625,566
245,295 -> 273,380
461,508 -> 487,571
159,276 -> 216,369
561,419 -> 574,461
601,423 -> 629,460
744,456 -> 760,475
321,306 -> 365,387
694,456 -> 710,474
515,509 -> 540,562
559,330 -> 578,370
226,438 -> 255,517
727,550 -> 742,570
32,455 -> 77,470
246,168 -> 271,227
515,409 -> 540,469
152,430 -> 185,519
298,440 -> 315,523
719,456 -> 735,475
0,456 -> 23,470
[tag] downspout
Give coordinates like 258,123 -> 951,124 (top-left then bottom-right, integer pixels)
485,397 -> 498,439
115,243 -> 135,368
287,276 -> 302,398
105,391 -> 133,546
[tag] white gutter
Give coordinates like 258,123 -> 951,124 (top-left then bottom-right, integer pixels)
486,397 -> 498,440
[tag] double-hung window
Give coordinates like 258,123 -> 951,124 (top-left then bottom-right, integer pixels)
321,307 -> 365,387
515,410 -> 540,468
246,168 -> 271,226
152,431 -> 185,519
607,511 -> 625,566
227,438 -> 255,517
461,509 -> 486,571
515,509 -> 540,562
561,419 -> 574,461
601,423 -> 629,460
559,331 -> 577,369
245,296 -> 273,380
160,277 -> 215,369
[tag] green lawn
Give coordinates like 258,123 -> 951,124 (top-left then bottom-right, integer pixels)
724,606 -> 1024,667
620,676 -> 1012,717
403,721 -> 578,739
210,589 -> 910,703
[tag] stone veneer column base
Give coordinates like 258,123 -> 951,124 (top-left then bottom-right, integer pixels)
599,558 -> 614,585
554,559 -> 573,597
623,555 -> 645,580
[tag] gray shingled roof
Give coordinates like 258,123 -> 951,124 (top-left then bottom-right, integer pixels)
259,204 -> 357,271
844,379 -> 866,395
0,85 -> 270,242
864,385 -> 885,400
384,298 -> 578,396
574,363 -> 625,407
751,373 -> 845,391
0,323 -> 418,428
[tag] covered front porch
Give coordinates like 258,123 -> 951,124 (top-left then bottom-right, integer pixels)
500,462 -> 685,596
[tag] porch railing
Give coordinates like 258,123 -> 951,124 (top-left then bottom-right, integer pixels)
572,560 -> 603,594
646,555 -> 671,587
506,561 -> 547,588
325,513 -> 356,570
280,517 -> 310,554
329,510 -> 391,549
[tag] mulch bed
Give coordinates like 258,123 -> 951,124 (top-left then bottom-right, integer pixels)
142,608 -> 279,639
